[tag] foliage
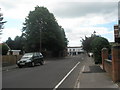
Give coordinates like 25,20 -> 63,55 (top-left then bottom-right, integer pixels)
81,34 -> 97,52
22,6 -> 68,56
1,43 -> 9,55
91,37 -> 110,64
14,36 -> 25,51
0,8 -> 6,35
6,37 -> 14,50
6,36 -> 25,52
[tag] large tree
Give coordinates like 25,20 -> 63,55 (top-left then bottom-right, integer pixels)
22,6 -> 67,56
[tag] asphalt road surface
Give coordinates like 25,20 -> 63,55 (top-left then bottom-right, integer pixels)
2,54 -> 86,89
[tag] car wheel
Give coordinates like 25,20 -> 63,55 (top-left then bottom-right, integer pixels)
31,62 -> 35,67
40,60 -> 44,65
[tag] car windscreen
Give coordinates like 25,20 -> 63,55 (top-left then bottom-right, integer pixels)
22,53 -> 33,59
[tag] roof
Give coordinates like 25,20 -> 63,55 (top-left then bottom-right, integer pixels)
67,46 -> 82,48
8,50 -> 21,52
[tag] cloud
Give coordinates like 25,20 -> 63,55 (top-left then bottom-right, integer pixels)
0,0 -> 118,46
2,28 -> 22,42
66,26 -> 114,46
51,2 -> 117,18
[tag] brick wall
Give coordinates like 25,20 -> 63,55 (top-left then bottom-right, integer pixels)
112,45 -> 120,82
101,45 -> 120,82
104,59 -> 112,77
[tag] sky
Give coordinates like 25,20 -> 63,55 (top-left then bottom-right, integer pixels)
0,0 -> 119,46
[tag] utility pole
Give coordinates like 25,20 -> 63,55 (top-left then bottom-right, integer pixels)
40,24 -> 42,52
37,18 -> 42,52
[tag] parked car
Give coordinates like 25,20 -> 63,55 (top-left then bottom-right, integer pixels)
17,52 -> 44,68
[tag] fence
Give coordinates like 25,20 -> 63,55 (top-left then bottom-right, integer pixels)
2,55 -> 22,67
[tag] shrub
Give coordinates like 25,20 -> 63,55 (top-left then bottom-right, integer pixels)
1,43 -> 9,55
91,37 -> 110,64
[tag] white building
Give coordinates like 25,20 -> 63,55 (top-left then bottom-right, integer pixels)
67,46 -> 84,56
7,50 -> 21,55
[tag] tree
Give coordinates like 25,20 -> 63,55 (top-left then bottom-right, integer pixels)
14,36 -> 25,50
6,37 -> 14,50
91,37 -> 110,64
6,36 -> 25,53
1,43 -> 9,55
22,6 -> 68,56
81,33 -> 98,52
0,8 -> 6,35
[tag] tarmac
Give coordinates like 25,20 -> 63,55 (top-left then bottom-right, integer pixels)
2,56 -> 120,89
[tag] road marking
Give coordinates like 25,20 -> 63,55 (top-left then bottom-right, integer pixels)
74,65 -> 85,88
53,62 -> 80,90
81,65 -> 85,72
77,82 -> 80,88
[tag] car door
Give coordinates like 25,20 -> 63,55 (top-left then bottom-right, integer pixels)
39,53 -> 43,60
33,53 -> 39,64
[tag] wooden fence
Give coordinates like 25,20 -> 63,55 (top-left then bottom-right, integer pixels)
2,55 -> 23,67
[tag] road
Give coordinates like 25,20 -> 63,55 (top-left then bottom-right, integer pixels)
2,54 -> 86,89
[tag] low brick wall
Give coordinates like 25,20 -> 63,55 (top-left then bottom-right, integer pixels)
102,45 -> 120,82
2,55 -> 23,67
104,59 -> 112,77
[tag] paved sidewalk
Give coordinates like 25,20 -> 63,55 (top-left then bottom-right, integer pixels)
77,56 -> 120,89
2,65 -> 18,71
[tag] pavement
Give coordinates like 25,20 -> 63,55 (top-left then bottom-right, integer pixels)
76,56 -> 120,89
2,64 -> 18,71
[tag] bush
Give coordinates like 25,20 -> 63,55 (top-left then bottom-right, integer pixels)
1,43 -> 9,55
91,37 -> 110,64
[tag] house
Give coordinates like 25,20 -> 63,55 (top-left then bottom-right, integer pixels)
67,46 -> 84,56
7,50 -> 21,55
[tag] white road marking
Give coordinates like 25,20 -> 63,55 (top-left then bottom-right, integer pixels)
75,65 -> 86,88
81,65 -> 85,72
77,82 -> 80,88
53,62 -> 80,90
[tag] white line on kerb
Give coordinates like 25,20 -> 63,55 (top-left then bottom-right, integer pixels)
77,82 -> 80,88
53,62 -> 80,90
81,65 -> 85,72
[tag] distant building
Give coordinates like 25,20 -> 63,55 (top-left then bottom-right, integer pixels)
7,50 -> 21,55
67,46 -> 84,56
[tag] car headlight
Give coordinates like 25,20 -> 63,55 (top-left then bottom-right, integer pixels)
17,61 -> 20,63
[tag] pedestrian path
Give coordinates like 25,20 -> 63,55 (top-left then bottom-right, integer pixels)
2,65 -> 17,71
77,56 -> 120,89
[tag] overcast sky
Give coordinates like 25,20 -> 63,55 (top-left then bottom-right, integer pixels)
0,0 -> 119,46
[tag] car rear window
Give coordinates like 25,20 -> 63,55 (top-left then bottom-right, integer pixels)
22,53 -> 33,58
